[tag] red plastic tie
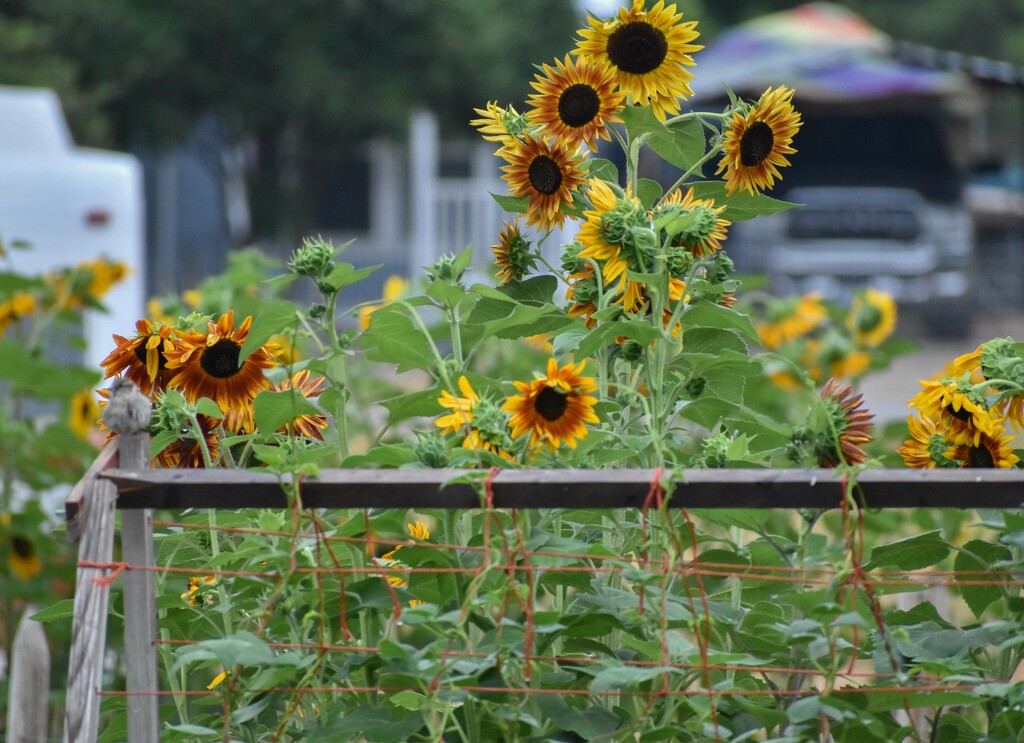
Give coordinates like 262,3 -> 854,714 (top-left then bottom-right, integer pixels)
91,561 -> 127,587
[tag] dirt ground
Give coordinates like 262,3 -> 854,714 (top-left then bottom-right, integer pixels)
858,308 -> 1024,425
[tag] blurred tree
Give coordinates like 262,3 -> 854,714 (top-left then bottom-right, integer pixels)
1,0 -> 580,236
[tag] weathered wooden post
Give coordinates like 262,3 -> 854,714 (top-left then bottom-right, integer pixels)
64,379 -> 154,743
6,604 -> 51,743
116,381 -> 159,743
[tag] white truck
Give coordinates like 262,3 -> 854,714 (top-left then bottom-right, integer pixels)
0,85 -> 145,370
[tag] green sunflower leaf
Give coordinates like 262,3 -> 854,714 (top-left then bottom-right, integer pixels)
491,192 -> 530,214
619,103 -> 667,140
323,262 -> 382,292
575,320 -> 663,360
585,158 -> 619,183
636,178 -> 663,210
681,302 -> 759,343
496,274 -> 557,305
359,305 -> 436,373
864,531 -> 950,571
954,539 -> 1012,618
238,300 -> 299,362
648,116 -> 707,172
535,696 -> 622,739
0,272 -> 45,295
689,182 -> 798,222
342,445 -> 418,468
253,388 -> 320,434
0,340 -> 99,400
379,386 -> 444,425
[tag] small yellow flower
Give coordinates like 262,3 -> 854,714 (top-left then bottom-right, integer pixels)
358,275 -> 409,330
407,520 -> 430,541
207,670 -> 229,690
436,376 -> 479,434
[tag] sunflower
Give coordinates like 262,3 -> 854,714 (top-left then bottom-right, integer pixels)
757,293 -> 827,350
846,289 -> 896,348
69,389 -> 101,442
181,575 -> 217,607
436,376 -> 479,434
164,310 -> 278,414
655,187 -> 731,259
577,178 -> 637,298
500,133 -> 587,232
802,340 -> 871,383
818,378 -> 873,467
470,101 -> 526,152
566,266 -> 600,328
908,378 -> 999,446
527,54 -> 625,150
574,0 -> 702,121
492,219 -> 536,284
83,258 -> 131,300
504,358 -> 599,450
8,535 -> 42,580
462,428 -> 516,463
0,292 -> 37,338
951,422 -> 1020,468
717,85 -> 802,196
155,414 -> 222,468
953,339 -> 1024,431
898,414 -> 959,469
100,318 -> 179,397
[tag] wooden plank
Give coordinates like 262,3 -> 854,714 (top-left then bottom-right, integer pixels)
7,604 -> 50,743
118,427 -> 158,743
64,465 -> 119,743
64,442 -> 119,543
102,467 -> 1024,510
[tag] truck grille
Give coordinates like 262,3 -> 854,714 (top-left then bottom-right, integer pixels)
787,206 -> 920,241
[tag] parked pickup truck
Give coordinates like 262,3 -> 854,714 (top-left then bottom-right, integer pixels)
0,85 -> 145,369
735,108 -> 975,339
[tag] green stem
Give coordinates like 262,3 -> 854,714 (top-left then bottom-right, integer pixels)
535,253 -> 569,286
659,145 -> 722,204
207,509 -> 234,636
396,299 -> 454,391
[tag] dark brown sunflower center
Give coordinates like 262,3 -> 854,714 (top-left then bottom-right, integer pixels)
946,403 -> 972,422
134,343 -> 168,370
11,536 -> 33,558
200,339 -> 242,379
559,83 -> 601,128
968,444 -> 995,468
535,386 -> 569,421
739,121 -> 775,166
607,21 -> 668,75
528,155 -> 564,196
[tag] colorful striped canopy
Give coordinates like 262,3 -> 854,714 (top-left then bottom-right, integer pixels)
690,2 -> 971,102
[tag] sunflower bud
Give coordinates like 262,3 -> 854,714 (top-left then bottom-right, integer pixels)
705,252 -> 734,284
290,237 -> 336,278
618,339 -> 644,362
426,252 -> 467,285
414,430 -> 449,468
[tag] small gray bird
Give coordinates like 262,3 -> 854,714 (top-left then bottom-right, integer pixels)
101,377 -> 153,434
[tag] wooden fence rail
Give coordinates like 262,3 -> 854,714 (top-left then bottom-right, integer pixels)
94,466 -> 1024,511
